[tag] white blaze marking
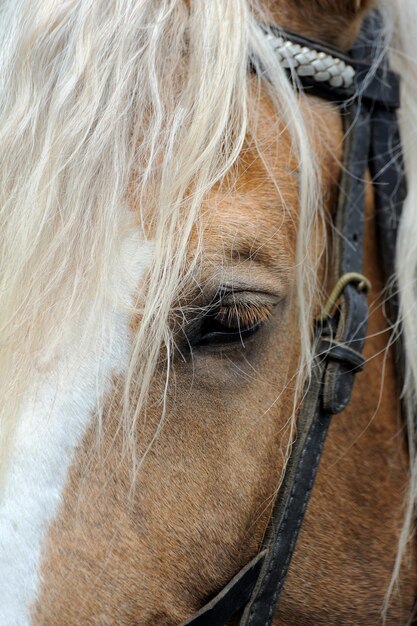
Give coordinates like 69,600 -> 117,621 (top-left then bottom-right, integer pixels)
0,230 -> 153,625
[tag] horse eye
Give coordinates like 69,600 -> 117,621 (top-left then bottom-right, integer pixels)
197,310 -> 262,347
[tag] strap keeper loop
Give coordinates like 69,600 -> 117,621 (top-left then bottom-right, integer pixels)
319,338 -> 365,373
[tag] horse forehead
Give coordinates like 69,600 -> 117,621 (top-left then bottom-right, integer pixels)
200,95 -> 342,270
200,150 -> 299,276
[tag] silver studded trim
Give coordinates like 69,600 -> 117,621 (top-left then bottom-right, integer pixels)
266,33 -> 356,89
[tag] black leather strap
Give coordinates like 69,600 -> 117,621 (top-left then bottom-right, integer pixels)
239,352 -> 331,625
319,338 -> 365,372
179,552 -> 266,626
179,13 -> 405,626
369,103 -> 406,395
322,103 -> 371,415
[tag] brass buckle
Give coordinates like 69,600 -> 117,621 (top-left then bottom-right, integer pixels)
316,272 -> 372,322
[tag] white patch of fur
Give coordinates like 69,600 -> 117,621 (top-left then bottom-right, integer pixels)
0,229 -> 153,626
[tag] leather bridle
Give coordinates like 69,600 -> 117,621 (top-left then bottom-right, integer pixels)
180,11 -> 406,626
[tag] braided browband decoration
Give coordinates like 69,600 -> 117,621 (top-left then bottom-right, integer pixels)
265,32 -> 356,89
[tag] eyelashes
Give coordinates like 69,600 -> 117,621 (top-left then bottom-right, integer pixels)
179,291 -> 278,350
213,301 -> 273,330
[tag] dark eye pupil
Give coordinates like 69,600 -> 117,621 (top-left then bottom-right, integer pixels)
198,314 -> 261,346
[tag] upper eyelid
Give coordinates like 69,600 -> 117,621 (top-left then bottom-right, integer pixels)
177,289 -> 283,325
195,295 -> 273,317
213,290 -> 282,309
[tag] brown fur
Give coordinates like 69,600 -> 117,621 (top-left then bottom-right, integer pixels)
34,3 -> 416,624
262,0 -> 375,49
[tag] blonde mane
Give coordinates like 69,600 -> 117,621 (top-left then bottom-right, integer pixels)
0,0 -> 318,475
0,0 -> 416,614
380,0 -> 417,610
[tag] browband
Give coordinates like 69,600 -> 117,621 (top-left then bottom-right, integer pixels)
179,11 -> 405,626
264,24 -> 400,109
